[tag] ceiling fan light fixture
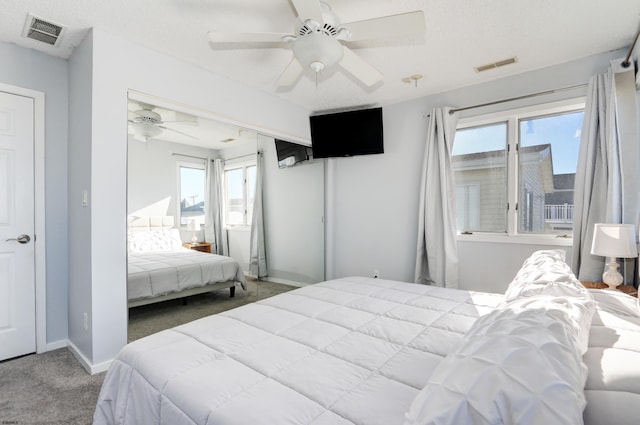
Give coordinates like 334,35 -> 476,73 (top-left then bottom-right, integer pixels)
293,32 -> 343,73
131,122 -> 162,140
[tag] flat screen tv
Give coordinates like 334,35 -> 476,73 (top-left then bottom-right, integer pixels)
274,139 -> 311,169
309,107 -> 383,158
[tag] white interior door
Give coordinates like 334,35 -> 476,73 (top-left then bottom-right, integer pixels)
0,91 -> 35,361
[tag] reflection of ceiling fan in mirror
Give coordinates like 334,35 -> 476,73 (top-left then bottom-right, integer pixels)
207,0 -> 426,88
128,103 -> 199,142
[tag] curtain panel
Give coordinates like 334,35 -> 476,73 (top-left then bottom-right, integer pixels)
204,158 -> 228,255
249,151 -> 268,278
572,61 -> 639,283
415,107 -> 460,288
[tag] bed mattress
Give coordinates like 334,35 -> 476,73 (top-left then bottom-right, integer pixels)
95,276 -> 503,425
127,249 -> 246,303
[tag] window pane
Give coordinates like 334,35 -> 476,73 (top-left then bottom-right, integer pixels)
225,168 -> 244,226
452,123 -> 508,233
518,111 -> 583,234
246,165 -> 256,225
179,166 -> 205,226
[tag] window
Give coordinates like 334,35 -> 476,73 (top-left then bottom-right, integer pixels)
178,163 -> 206,226
453,100 -> 584,237
224,161 -> 256,227
453,122 -> 507,233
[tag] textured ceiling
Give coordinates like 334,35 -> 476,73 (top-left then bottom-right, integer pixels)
2,0 -> 639,141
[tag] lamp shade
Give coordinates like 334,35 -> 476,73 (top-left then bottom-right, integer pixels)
590,223 -> 638,258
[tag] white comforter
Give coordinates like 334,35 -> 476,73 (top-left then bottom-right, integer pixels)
127,249 -> 246,303
94,277 -> 503,425
95,275 -> 640,425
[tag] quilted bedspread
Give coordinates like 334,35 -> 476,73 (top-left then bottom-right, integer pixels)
127,249 -> 246,303
94,277 -> 503,425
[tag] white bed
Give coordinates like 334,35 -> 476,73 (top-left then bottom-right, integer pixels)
127,216 -> 246,307
95,250 -> 640,425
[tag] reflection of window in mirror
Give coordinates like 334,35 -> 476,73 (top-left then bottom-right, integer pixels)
224,159 -> 256,227
177,162 -> 206,227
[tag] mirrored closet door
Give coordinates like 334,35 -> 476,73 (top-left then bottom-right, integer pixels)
125,92 -> 324,340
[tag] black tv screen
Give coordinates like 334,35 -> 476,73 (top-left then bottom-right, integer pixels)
310,107 -> 384,158
274,139 -> 310,168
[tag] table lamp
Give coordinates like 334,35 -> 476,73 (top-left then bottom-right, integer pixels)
590,223 -> 638,289
187,219 -> 198,244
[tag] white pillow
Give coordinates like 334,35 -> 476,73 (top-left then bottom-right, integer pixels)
504,249 -> 589,302
588,288 -> 640,318
507,295 -> 596,355
404,296 -> 594,425
127,229 -> 183,253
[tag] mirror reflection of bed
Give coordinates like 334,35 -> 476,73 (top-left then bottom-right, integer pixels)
126,93 -> 324,341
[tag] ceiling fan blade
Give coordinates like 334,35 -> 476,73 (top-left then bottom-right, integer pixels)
339,46 -> 383,87
291,0 -> 324,24
276,57 -> 304,88
157,125 -> 200,140
208,31 -> 291,44
341,11 -> 425,41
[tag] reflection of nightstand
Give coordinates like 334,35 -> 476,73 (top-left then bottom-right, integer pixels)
183,242 -> 211,253
581,281 -> 638,298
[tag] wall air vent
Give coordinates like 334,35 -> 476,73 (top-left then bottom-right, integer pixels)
474,56 -> 518,73
22,13 -> 66,47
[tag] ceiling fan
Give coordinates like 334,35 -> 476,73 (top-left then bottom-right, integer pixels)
208,0 -> 425,88
128,103 -> 199,142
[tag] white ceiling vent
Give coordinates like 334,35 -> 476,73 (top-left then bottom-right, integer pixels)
22,13 -> 66,47
474,57 -> 518,73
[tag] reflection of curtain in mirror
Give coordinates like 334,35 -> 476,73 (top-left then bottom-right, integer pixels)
250,151 -> 268,278
205,157 -> 228,255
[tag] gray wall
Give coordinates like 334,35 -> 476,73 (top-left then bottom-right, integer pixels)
0,42 -> 69,346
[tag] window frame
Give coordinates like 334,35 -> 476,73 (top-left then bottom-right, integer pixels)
176,160 -> 207,228
454,97 -> 585,246
223,157 -> 256,229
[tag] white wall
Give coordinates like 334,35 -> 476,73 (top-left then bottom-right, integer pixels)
457,243 -> 572,294
261,136 -> 325,284
127,137 -> 213,219
0,42 -> 69,346
69,28 -> 311,368
327,48 -> 629,293
68,31 -> 96,359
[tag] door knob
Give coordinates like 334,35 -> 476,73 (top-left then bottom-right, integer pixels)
5,234 -> 31,244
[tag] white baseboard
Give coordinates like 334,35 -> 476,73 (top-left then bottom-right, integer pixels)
67,340 -> 112,375
259,276 -> 312,288
43,339 -> 67,352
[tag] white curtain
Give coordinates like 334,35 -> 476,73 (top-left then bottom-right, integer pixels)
204,158 -> 228,255
249,151 -> 268,278
415,107 -> 460,287
572,62 -> 640,282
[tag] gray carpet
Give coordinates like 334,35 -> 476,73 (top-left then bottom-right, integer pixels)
0,279 -> 296,425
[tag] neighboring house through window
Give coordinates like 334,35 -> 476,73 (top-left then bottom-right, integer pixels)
453,99 -> 584,237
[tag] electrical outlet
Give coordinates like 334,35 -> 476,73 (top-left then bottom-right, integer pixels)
373,270 -> 380,279
83,312 -> 88,331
